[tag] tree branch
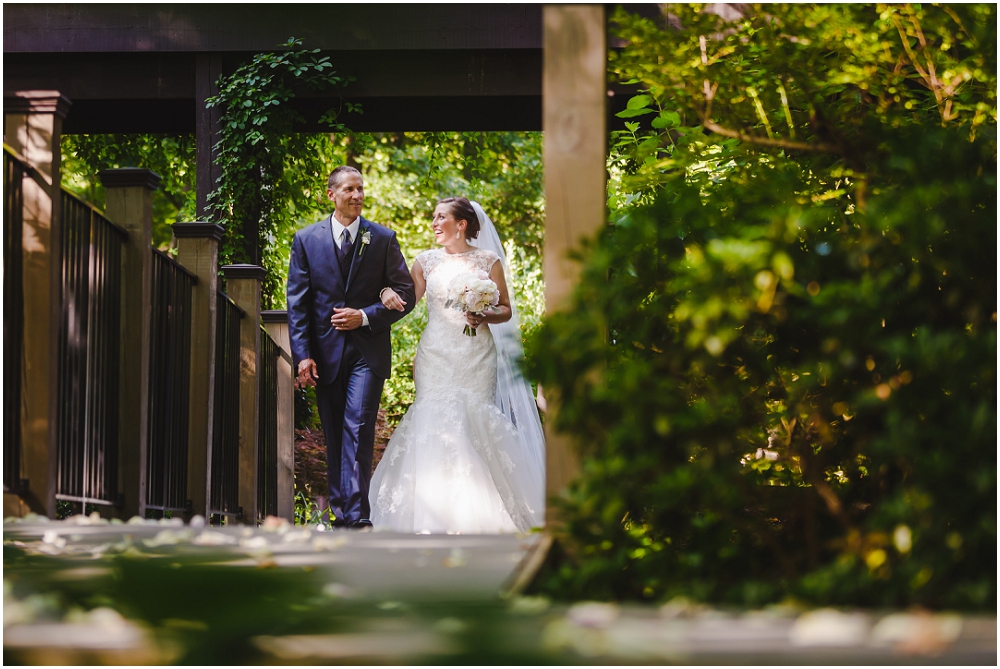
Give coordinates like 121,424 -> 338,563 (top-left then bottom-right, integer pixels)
702,119 -> 842,154
941,5 -> 977,46
891,10 -> 958,125
784,416 -> 855,531
696,73 -> 839,154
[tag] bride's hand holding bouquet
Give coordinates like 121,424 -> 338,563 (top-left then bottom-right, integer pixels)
445,270 -> 500,336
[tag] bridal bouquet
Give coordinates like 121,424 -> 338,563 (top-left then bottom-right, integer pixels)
445,270 -> 500,337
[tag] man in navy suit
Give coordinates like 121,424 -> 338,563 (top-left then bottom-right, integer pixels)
287,166 -> 415,529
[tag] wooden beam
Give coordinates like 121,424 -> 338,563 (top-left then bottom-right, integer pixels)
542,5 -> 607,523
3,5 -> 541,53
3,50 -> 541,101
5,50 -> 543,134
3,53 -> 196,99
54,96 -> 542,135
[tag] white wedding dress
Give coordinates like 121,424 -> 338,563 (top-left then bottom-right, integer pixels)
369,247 -> 544,533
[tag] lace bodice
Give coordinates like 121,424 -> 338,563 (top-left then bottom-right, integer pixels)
416,247 -> 500,295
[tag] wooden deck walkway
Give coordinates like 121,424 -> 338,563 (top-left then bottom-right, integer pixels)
2,516 -> 549,597
4,516 -> 996,664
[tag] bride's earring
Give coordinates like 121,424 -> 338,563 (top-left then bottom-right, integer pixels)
455,231 -> 460,239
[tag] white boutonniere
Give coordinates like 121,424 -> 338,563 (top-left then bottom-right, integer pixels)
358,229 -> 372,256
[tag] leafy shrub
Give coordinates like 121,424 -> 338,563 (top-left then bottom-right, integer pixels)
530,4 -> 996,609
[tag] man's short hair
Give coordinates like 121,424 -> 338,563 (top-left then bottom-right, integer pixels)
328,165 -> 362,190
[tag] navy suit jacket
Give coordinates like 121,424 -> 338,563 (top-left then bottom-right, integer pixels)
287,215 -> 415,383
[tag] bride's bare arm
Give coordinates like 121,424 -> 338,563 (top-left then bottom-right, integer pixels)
381,259 -> 426,311
469,260 -> 511,328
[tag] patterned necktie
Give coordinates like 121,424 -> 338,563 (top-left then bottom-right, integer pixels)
340,228 -> 355,278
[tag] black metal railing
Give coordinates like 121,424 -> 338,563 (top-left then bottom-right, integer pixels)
3,149 -> 25,493
210,290 -> 243,521
257,329 -> 279,521
146,249 -> 197,515
56,190 -> 127,507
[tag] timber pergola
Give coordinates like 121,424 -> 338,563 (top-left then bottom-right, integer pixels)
3,3 -> 606,524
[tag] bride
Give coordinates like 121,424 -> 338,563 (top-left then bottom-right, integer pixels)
369,197 -> 545,533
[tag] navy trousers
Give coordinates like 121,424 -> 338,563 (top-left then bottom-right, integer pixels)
315,336 -> 385,524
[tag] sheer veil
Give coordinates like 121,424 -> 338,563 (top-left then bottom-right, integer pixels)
469,201 -> 546,526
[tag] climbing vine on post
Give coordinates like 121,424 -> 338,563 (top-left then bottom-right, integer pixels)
206,38 -> 359,307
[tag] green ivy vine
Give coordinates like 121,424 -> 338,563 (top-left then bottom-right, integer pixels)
206,38 -> 359,306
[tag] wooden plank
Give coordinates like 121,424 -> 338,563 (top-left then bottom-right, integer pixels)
542,6 -> 607,522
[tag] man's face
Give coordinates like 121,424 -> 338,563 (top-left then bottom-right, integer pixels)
328,173 -> 364,221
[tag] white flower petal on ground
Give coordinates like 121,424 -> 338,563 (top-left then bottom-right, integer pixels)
191,531 -> 237,546
789,609 -> 869,646
568,602 -> 621,628
871,613 -> 962,655
143,529 -> 193,547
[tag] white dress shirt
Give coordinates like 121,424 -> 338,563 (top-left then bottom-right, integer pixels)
331,214 -> 360,249
331,214 -> 370,328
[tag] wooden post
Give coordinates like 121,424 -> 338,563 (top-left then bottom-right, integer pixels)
542,6 -> 607,522
195,54 -> 223,221
100,168 -> 160,519
222,264 -> 264,524
172,222 -> 224,520
262,310 -> 295,522
3,91 -> 71,518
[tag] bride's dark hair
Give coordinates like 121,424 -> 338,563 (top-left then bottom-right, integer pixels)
438,197 -> 480,240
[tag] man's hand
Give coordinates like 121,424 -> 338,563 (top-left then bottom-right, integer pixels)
331,307 -> 364,331
296,358 -> 319,389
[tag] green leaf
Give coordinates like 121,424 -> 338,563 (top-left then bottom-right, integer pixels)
651,111 -> 680,129
626,94 -> 654,110
616,108 -> 656,118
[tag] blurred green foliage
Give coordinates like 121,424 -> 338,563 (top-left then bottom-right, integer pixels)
530,4 -> 996,609
61,134 -> 197,249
